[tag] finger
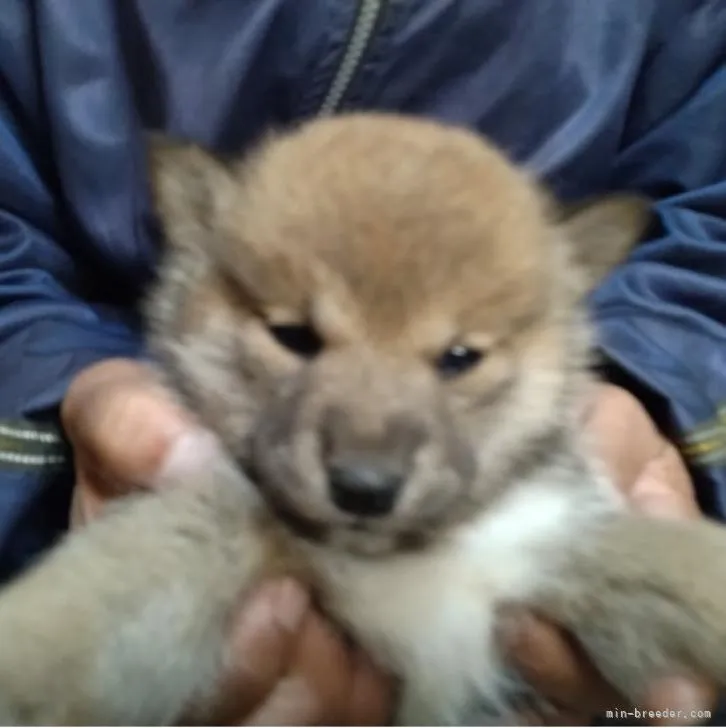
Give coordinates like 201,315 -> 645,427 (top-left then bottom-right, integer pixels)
62,360 -> 202,488
630,445 -> 701,520
501,609 -> 620,715
248,624 -> 395,727
70,452 -> 157,529
585,384 -> 663,494
211,579 -> 311,724
517,696 -> 595,727
345,649 -> 397,725
70,428 -> 223,533
247,610 -> 361,725
62,359 -> 174,448
548,709 -> 595,726
521,708 -> 591,726
242,676 -> 319,726
67,383 -> 196,488
69,474 -> 106,528
74,455 -> 138,499
64,364 -> 223,494
642,677 -> 718,726
279,610 -> 356,725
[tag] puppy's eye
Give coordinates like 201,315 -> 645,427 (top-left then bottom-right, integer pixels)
269,323 -> 324,358
435,345 -> 485,379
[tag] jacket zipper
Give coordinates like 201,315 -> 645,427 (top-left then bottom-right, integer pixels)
318,0 -> 386,115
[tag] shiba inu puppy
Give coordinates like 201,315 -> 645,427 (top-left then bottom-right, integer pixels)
0,113 -> 723,726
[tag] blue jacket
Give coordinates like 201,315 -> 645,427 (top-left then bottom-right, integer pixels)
1,0 -> 726,581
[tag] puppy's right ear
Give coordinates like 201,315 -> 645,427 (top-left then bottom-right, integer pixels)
146,133 -> 236,251
554,194 -> 652,291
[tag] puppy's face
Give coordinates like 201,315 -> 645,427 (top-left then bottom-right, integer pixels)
147,114 -> 648,555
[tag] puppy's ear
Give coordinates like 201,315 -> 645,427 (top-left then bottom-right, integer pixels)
145,133 -> 316,311
555,194 -> 652,290
146,133 -> 236,252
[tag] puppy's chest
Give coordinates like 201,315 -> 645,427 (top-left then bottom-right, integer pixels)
297,484 -> 583,722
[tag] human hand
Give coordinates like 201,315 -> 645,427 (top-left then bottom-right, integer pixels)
61,358 -> 394,725
500,383 -> 715,725
61,358 -> 204,526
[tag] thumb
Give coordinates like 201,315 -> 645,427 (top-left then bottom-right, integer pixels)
629,445 -> 700,521
630,449 -> 716,723
208,579 -> 312,724
63,359 -> 218,489
642,677 -> 717,726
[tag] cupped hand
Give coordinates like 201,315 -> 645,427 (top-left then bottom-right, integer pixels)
500,383 -> 715,726
61,358 -> 394,725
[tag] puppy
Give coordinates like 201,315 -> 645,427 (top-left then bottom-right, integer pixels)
0,113 -> 722,725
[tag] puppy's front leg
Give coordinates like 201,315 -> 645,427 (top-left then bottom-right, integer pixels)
0,458 -> 273,725
530,512 -> 726,716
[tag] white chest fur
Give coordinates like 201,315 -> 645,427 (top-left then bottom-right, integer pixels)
305,480 -> 607,724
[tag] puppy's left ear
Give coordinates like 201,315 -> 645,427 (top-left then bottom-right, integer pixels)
555,194 -> 652,291
146,133 -> 237,253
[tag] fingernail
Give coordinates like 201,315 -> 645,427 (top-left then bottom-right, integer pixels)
497,606 -> 536,651
153,428 -> 223,485
228,580 -> 309,660
632,487 -> 685,520
246,676 -> 318,725
269,578 -> 311,632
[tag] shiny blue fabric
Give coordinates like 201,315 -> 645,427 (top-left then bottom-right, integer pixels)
0,0 -> 725,578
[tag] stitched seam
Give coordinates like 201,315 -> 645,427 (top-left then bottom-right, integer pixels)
0,419 -> 68,470
0,452 -> 66,466
0,424 -> 61,444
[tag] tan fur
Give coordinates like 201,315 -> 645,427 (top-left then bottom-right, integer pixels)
0,113 -> 722,726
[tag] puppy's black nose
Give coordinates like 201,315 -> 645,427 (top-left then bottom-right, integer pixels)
328,463 -> 404,517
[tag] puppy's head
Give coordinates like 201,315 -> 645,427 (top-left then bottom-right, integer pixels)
146,114 -> 648,555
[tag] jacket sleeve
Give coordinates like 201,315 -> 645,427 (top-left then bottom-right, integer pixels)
590,15 -> 726,518
0,85 -> 145,582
